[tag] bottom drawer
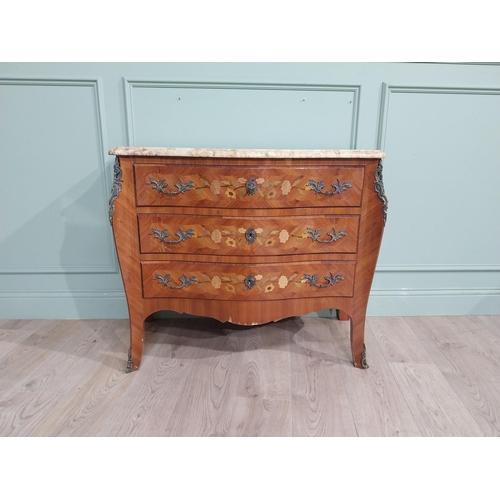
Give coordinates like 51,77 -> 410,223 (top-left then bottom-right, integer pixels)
142,261 -> 355,300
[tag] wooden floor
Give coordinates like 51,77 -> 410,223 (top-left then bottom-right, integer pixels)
1,315 -> 499,437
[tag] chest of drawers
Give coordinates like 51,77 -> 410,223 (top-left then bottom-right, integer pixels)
108,147 -> 387,372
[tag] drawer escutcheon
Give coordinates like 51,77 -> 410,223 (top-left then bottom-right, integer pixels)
245,177 -> 258,195
245,227 -> 257,244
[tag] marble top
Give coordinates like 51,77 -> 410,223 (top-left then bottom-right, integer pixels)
109,147 -> 386,159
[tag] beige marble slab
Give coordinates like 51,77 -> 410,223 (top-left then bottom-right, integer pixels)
108,147 -> 386,159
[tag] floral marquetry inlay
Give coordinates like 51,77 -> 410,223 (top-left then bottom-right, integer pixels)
199,175 -> 299,199
196,271 -> 303,294
194,226 -> 346,248
148,174 -> 355,200
182,270 -> 345,294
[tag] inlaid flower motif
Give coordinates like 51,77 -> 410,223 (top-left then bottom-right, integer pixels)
225,283 -> 236,292
267,189 -> 277,199
211,229 -> 222,243
255,228 -> 263,234
225,188 -> 236,198
265,283 -> 275,293
226,237 -> 237,247
305,183 -> 312,191
211,276 -> 221,289
301,231 -> 309,239
279,229 -> 289,243
238,177 -> 247,184
256,178 -> 265,184
255,275 -> 263,280
281,180 -> 292,195
278,276 -> 288,289
238,228 -> 246,233
265,238 -> 275,247
210,180 -> 221,194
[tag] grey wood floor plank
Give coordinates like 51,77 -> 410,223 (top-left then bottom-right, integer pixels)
0,320 -> 62,363
405,316 -> 500,436
0,389 -> 67,437
457,316 -> 500,375
92,320 -> 197,437
235,321 -> 292,400
470,315 -> 500,338
367,317 -> 432,364
331,320 -> 422,436
228,397 -> 292,437
30,322 -> 131,436
0,320 -> 80,399
388,361 -> 483,437
0,320 -> 46,331
3,320 -> 119,396
1,316 -> 499,437
407,316 -> 500,380
160,320 -> 243,437
290,317 -> 357,437
0,328 -> 39,359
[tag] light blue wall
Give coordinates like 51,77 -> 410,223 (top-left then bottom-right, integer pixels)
1,63 -> 499,319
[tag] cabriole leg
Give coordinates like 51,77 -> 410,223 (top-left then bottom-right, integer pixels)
126,312 -> 145,372
350,311 -> 369,369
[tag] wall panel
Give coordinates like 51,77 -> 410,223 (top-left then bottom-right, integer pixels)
124,80 -> 360,149
0,78 -> 117,274
377,84 -> 500,272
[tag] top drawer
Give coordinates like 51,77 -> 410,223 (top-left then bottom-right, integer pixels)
134,164 -> 364,208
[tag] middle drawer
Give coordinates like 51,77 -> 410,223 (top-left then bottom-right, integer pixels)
138,214 -> 359,255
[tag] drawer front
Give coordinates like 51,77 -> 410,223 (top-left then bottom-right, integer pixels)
134,164 -> 364,208
142,261 -> 355,300
139,214 -> 359,255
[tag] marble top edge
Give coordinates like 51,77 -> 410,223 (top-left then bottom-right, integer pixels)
108,147 -> 386,159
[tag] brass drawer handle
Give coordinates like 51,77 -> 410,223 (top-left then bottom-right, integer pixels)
154,273 -> 197,289
302,273 -> 344,288
305,227 -> 347,244
306,178 -> 351,195
147,177 -> 195,195
151,227 -> 194,244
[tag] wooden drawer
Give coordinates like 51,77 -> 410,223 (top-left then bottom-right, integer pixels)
141,261 -> 355,300
138,214 -> 359,255
134,164 -> 364,208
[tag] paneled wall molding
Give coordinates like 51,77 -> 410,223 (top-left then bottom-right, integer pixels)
376,83 -> 500,273
377,83 -> 500,153
371,287 -> 500,297
123,79 -> 361,149
367,287 -> 500,316
0,290 -> 126,299
377,265 -> 500,272
0,77 -> 118,275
